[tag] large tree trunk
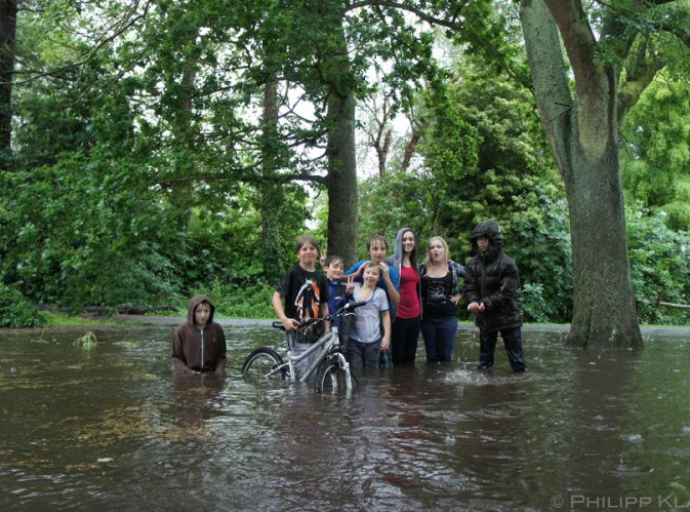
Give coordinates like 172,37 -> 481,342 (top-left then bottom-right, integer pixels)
325,90 -> 358,267
322,17 -> 358,266
168,43 -> 199,220
520,0 -> 643,348
0,0 -> 17,170
258,75 -> 287,283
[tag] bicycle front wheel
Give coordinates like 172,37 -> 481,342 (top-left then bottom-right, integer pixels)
314,352 -> 357,395
242,348 -> 287,384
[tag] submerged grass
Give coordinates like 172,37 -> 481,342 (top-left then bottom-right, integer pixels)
74,331 -> 97,349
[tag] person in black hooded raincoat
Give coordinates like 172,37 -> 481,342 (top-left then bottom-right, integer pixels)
465,220 -> 526,372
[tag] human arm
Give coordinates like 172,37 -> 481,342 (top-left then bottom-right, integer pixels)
380,310 -> 391,350
214,327 -> 227,375
343,260 -> 364,280
322,302 -> 331,333
379,262 -> 401,306
345,275 -> 355,296
465,264 -> 485,313
272,290 -> 299,331
464,259 -> 482,312
479,256 -> 520,312
171,327 -> 195,374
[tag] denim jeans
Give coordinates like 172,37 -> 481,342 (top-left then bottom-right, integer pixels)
421,316 -> 458,362
478,326 -> 526,372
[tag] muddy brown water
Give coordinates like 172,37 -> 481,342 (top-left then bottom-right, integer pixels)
1,320 -> 690,511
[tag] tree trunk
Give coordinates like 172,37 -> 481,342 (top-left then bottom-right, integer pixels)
565,117 -> 642,347
322,16 -> 358,267
0,0 -> 17,170
520,0 -> 643,348
325,90 -> 358,267
168,44 -> 199,220
258,75 -> 286,283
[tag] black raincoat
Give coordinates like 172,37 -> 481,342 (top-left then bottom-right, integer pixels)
465,220 -> 523,331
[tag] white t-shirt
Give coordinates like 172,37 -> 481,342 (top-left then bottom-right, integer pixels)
349,284 -> 389,344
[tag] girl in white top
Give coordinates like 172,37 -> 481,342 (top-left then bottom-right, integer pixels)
347,261 -> 391,370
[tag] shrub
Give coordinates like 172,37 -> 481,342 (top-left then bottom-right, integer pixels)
0,284 -> 47,328
193,281 -> 277,319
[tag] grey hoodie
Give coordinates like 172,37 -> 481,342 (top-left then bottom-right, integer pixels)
386,227 -> 422,321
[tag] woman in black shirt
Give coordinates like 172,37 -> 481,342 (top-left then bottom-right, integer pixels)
419,237 -> 468,362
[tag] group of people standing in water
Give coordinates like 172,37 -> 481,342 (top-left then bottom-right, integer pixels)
172,220 -> 527,377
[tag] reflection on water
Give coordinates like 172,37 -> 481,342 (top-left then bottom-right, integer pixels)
2,323 -> 690,510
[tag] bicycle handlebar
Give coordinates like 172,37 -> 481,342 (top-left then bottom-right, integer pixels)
270,300 -> 368,332
271,300 -> 367,331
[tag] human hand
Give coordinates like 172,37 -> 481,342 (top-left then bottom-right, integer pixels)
345,275 -> 355,295
282,317 -> 300,331
378,261 -> 390,278
450,293 -> 461,305
381,336 -> 390,351
467,302 -> 483,313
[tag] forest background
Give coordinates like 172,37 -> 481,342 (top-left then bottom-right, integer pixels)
0,0 -> 689,331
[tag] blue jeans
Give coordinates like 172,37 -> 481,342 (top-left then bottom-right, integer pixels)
421,316 -> 458,362
478,326 -> 526,372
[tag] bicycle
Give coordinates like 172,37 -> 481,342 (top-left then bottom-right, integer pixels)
241,301 -> 365,394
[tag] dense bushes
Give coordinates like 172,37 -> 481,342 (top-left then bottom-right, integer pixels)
627,207 -> 690,325
0,284 -> 46,328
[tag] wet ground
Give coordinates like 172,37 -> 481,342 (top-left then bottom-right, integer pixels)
2,320 -> 690,511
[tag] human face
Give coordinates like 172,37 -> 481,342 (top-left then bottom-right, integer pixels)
362,266 -> 380,286
476,235 -> 490,254
298,242 -> 319,268
368,242 -> 387,263
429,240 -> 445,263
194,303 -> 211,327
326,260 -> 344,280
402,231 -> 415,254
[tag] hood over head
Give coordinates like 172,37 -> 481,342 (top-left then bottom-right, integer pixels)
186,294 -> 216,327
471,220 -> 503,255
389,227 -> 416,270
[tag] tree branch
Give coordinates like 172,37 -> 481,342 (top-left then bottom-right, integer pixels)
520,0 -> 573,182
7,0 -> 152,86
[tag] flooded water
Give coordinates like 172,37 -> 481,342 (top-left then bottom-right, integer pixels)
2,321 -> 690,511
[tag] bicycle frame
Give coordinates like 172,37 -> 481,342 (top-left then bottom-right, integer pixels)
285,328 -> 340,383
245,301 -> 365,389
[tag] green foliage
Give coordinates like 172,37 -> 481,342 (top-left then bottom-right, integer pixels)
521,283 -> 552,324
622,79 -> 690,230
356,66 -> 574,323
0,284 -> 47,328
627,205 -> 690,325
508,189 -> 573,323
194,281 -> 276,319
0,154 -> 183,311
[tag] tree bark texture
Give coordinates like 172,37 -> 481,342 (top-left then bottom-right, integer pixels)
322,18 -> 358,267
520,0 -> 643,348
168,42 -> 199,217
259,75 -> 287,283
0,0 -> 17,169
326,90 -> 358,267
